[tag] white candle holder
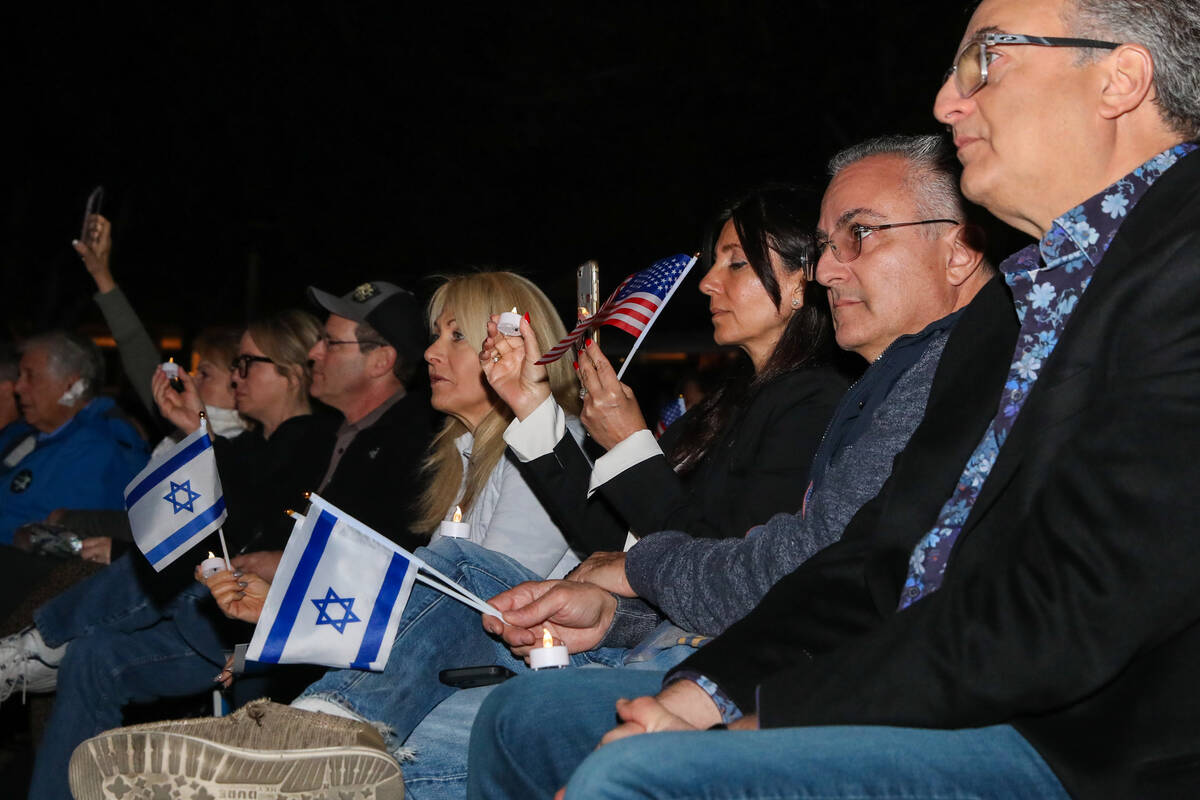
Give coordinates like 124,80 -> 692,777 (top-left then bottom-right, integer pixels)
497,307 -> 522,337
198,553 -> 226,580
439,505 -> 470,539
530,629 -> 569,670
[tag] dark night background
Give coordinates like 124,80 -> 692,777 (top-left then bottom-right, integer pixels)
5,1 -> 1004,379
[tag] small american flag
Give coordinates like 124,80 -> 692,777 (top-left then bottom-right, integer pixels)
536,254 -> 696,365
655,395 -> 687,438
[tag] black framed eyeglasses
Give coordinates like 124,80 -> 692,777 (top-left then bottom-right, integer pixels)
316,332 -> 388,350
945,32 -> 1120,98
230,354 -> 275,378
816,219 -> 959,265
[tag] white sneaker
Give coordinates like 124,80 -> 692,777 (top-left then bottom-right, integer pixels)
0,626 -> 66,702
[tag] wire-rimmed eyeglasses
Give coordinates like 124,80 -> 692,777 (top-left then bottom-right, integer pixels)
944,32 -> 1119,98
816,219 -> 959,264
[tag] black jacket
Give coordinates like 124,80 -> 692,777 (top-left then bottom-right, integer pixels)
516,365 -> 847,555
319,391 -> 435,552
677,150 -> 1200,799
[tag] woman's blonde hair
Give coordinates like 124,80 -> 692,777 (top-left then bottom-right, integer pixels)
245,309 -> 323,398
412,271 -> 581,534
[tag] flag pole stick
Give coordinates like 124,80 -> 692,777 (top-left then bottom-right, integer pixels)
615,256 -> 698,381
414,560 -> 506,621
414,572 -> 505,622
217,528 -> 233,571
194,408 -> 234,571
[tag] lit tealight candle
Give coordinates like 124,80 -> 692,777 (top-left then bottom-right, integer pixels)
529,627 -> 569,670
439,505 -> 470,539
198,551 -> 226,580
162,357 -> 185,392
497,307 -> 522,337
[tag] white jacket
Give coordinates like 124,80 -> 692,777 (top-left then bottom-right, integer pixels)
429,422 -> 583,579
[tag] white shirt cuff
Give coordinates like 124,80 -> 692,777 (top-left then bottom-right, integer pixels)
587,429 -> 662,497
503,394 -> 565,462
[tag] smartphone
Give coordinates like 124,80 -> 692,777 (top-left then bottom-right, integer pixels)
80,186 -> 105,241
438,665 -> 516,689
576,259 -> 600,349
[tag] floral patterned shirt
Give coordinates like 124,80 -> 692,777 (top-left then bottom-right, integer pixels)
898,143 -> 1197,609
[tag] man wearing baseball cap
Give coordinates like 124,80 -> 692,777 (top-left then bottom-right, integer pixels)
306,280 -> 434,551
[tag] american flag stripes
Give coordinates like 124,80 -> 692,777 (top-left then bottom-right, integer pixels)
536,254 -> 696,366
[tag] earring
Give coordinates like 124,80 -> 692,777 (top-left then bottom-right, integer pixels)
790,296 -> 802,309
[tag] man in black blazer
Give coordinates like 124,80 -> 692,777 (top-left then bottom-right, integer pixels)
467,0 -> 1200,797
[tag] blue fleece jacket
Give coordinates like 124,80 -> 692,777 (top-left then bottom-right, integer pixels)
0,397 -> 149,543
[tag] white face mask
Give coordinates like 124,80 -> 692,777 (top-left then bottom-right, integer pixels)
57,379 -> 87,407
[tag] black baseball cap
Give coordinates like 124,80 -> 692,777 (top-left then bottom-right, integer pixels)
307,281 -> 425,367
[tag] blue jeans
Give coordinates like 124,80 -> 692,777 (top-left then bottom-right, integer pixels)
403,644 -> 696,800
402,685 -> 500,800
468,669 -> 1071,800
29,555 -> 230,800
297,538 -> 629,756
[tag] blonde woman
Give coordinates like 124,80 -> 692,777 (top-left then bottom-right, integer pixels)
416,271 -> 583,576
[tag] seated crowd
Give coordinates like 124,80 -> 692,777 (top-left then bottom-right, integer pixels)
2,1 -> 1199,798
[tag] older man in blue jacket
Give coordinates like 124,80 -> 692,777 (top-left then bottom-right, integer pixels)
0,331 -> 148,545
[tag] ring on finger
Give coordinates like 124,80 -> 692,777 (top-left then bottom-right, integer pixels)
579,385 -> 588,398
492,354 -> 501,363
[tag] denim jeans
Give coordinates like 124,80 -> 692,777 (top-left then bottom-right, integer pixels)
29,556 -> 229,800
468,669 -> 1071,800
402,685 -> 499,800
34,553 -> 174,646
297,537 -> 629,756
403,643 -> 697,800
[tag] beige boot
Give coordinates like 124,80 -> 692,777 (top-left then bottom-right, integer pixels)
68,698 -> 403,800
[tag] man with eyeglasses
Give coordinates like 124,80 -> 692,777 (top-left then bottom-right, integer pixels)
472,0 -> 1200,798
303,281 -> 434,552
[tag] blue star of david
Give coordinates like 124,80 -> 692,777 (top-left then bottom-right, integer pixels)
311,588 -> 361,634
163,480 -> 201,514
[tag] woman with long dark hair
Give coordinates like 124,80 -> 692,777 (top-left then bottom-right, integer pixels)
483,185 -> 847,556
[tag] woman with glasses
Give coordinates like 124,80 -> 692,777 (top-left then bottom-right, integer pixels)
151,309 -> 334,562
482,185 -> 848,560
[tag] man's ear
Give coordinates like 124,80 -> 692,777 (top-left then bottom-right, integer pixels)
944,223 -> 986,287
1098,43 -> 1155,121
366,345 -> 398,380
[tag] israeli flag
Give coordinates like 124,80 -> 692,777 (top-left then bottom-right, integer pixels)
246,495 -> 418,671
125,426 -> 227,571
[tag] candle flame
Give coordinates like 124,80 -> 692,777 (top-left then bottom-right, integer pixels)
168,356 -> 175,364
452,505 -> 463,523
542,628 -> 554,649
207,551 -> 215,558
510,307 -> 517,314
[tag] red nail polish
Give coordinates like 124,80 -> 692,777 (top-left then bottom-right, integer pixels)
573,361 -> 579,370
524,312 -> 531,323
585,338 -> 593,348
